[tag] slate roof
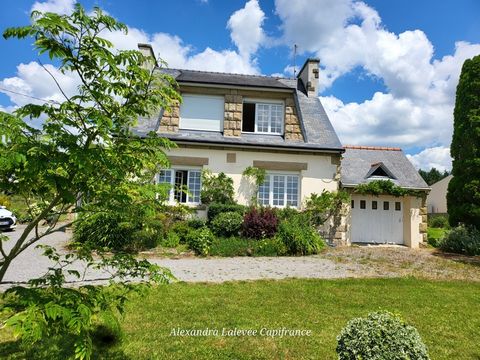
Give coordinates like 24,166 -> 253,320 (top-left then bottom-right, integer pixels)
341,146 -> 430,190
133,68 -> 343,152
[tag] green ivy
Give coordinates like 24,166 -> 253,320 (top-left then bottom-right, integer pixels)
354,180 -> 425,198
242,166 -> 266,205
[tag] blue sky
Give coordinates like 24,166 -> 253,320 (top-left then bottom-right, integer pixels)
1,0 -> 479,170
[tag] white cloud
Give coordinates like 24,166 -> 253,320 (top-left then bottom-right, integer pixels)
31,0 -> 75,14
406,147 -> 452,171
227,0 -> 266,60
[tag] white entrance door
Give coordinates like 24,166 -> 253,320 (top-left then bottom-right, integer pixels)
351,195 -> 404,244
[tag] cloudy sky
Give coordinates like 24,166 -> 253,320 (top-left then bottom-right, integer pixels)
1,0 -> 479,171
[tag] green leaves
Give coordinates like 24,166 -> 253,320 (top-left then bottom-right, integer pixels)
354,179 -> 425,198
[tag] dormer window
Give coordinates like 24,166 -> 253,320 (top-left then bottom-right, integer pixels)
365,162 -> 397,180
242,99 -> 284,135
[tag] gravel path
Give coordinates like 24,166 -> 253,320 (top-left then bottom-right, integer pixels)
2,225 -> 479,289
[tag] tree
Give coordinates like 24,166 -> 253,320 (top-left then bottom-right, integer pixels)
418,168 -> 450,186
447,54 -> 480,227
0,5 -> 180,358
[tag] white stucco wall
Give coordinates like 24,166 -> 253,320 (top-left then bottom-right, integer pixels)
426,175 -> 452,214
165,146 -> 339,207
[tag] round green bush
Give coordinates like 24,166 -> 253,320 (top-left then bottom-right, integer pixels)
211,211 -> 243,237
429,215 -> 449,229
336,311 -> 429,360
276,215 -> 324,255
186,227 -> 214,256
439,225 -> 480,255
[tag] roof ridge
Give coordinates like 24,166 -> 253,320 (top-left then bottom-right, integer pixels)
161,67 -> 295,80
343,145 -> 402,151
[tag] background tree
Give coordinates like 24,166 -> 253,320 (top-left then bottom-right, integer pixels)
418,168 -> 450,186
447,54 -> 480,227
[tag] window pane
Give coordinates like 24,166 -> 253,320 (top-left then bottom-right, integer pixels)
187,170 -> 201,203
258,176 -> 270,206
158,170 -> 171,184
360,200 -> 366,209
383,201 -> 389,210
175,170 -> 188,203
256,104 -> 270,132
272,175 -> 285,206
395,202 -> 401,211
351,200 -> 354,209
372,201 -> 377,210
270,104 -> 283,134
286,175 -> 299,207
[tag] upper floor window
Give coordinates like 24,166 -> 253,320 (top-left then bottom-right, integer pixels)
242,100 -> 284,135
157,168 -> 201,204
179,94 -> 224,132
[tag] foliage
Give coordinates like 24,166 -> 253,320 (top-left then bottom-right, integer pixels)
242,207 -> 278,240
0,3 -> 181,282
429,215 -> 449,229
185,227 -> 214,256
1,245 -> 173,360
187,218 -> 207,229
242,166 -> 267,205
355,180 -> 425,198
200,170 -> 235,205
418,168 -> 450,186
336,311 -> 430,360
275,206 -> 299,221
447,55 -> 480,227
304,190 -> 349,227
427,227 -> 447,248
161,231 -> 180,248
0,194 -> 11,208
254,237 -> 288,256
210,211 -> 243,237
276,214 -> 325,255
439,225 -> 480,256
169,221 -> 192,244
207,203 -> 246,222
209,236 -> 287,257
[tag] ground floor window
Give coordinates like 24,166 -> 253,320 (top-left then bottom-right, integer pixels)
258,173 -> 299,207
157,168 -> 201,204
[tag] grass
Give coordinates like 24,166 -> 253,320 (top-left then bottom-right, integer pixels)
1,278 -> 479,359
427,227 -> 448,246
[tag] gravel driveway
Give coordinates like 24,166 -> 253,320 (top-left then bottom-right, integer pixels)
1,224 -> 479,289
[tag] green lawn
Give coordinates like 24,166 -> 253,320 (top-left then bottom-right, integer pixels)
1,278 -> 479,359
427,227 -> 448,246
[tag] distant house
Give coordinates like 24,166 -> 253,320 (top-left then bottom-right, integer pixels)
427,175 -> 453,214
134,44 -> 430,248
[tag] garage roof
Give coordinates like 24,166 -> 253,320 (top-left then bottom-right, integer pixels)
341,146 -> 430,190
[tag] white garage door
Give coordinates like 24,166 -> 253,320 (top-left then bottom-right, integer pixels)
351,195 -> 404,244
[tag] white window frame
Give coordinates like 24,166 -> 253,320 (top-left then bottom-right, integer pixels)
258,172 -> 300,208
243,99 -> 284,135
156,167 -> 202,205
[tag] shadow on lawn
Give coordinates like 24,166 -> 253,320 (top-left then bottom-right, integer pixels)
431,250 -> 480,267
0,337 -> 132,360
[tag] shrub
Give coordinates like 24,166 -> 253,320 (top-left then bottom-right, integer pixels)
209,236 -> 254,257
429,215 -> 449,228
0,194 -> 12,208
276,215 -> 325,255
201,170 -> 235,205
242,207 -> 278,239
439,225 -> 480,255
128,229 -> 158,251
170,221 -> 192,244
188,218 -> 207,229
336,311 -> 429,360
275,206 -> 299,221
161,231 -> 180,248
186,227 -> 214,256
211,212 -> 243,237
254,237 -> 288,256
207,203 -> 246,222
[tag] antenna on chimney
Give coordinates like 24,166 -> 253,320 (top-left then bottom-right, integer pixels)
293,44 -> 298,78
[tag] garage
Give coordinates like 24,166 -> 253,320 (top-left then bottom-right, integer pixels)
350,195 -> 404,244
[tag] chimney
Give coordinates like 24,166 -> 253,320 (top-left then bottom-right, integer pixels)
137,43 -> 158,70
297,58 -> 320,97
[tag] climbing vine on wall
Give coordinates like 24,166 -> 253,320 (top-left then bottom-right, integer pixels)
354,180 -> 425,198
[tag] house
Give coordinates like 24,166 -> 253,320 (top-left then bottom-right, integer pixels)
134,44 -> 429,248
426,175 -> 452,214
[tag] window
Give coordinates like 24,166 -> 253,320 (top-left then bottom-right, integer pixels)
351,200 -> 354,209
157,169 -> 201,204
372,201 -> 377,210
258,174 -> 299,207
360,200 -> 366,209
395,202 -> 401,211
242,101 -> 284,134
180,94 -> 224,132
383,201 -> 389,210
